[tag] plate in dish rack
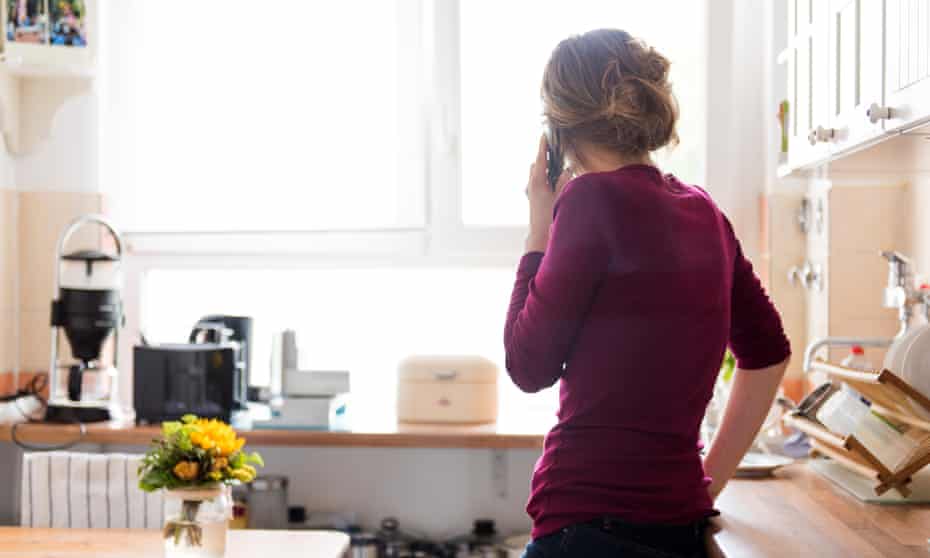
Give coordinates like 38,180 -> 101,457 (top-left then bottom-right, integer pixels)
899,326 -> 930,417
735,452 -> 794,477
884,324 -> 926,377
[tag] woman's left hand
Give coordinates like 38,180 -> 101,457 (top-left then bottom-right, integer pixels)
526,134 -> 570,253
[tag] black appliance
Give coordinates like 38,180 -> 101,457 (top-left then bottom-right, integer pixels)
46,215 -> 124,424
133,315 -> 252,424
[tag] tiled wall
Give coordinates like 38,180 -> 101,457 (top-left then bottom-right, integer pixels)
0,190 -> 102,387
762,190 -> 808,401
16,191 -> 103,374
0,189 -> 16,377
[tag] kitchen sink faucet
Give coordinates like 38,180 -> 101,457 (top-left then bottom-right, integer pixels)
802,251 -> 930,372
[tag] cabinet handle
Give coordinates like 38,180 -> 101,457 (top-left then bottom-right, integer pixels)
866,103 -> 893,124
807,126 -> 836,146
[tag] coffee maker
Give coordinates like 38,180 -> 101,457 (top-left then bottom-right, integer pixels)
45,215 -> 124,424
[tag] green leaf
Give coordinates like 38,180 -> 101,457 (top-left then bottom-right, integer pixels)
244,452 -> 264,467
162,421 -> 182,438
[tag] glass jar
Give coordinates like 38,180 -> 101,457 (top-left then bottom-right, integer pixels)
163,485 -> 231,558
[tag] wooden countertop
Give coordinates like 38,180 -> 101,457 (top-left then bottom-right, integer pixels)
0,466 -> 926,556
710,464 -> 930,557
0,418 -> 548,449
0,528 -> 349,558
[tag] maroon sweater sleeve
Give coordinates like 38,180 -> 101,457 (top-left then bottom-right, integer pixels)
726,221 -> 792,370
504,180 -> 608,392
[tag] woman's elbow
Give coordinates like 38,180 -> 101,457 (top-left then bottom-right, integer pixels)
504,355 -> 559,393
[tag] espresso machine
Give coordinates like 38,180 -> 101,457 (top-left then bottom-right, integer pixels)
45,215 -> 124,424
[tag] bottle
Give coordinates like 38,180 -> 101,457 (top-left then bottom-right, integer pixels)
841,346 -> 873,371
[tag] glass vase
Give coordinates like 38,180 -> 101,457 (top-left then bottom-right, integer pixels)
163,485 -> 230,558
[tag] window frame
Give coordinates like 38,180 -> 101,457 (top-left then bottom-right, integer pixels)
112,1 -> 710,402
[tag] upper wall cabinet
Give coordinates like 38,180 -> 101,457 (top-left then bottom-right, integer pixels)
785,0 -> 833,169
779,0 -> 930,175
828,0 -> 885,151
883,0 -> 930,132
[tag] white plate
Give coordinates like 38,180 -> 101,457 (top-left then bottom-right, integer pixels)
884,325 -> 926,375
900,326 -> 930,417
735,452 -> 793,477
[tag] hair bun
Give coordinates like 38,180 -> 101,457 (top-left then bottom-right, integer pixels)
542,29 -> 679,155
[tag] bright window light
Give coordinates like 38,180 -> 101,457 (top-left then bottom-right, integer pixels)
102,0 -> 424,233
142,268 -> 559,422
460,0 -> 707,226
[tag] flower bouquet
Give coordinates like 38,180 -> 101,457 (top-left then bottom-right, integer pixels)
139,415 -> 263,557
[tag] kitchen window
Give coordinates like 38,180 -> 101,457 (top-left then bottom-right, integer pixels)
103,0 -> 707,405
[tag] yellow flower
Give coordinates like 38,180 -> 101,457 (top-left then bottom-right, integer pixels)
230,468 -> 255,483
173,461 -> 200,481
207,471 -> 223,481
190,418 -> 245,457
211,457 -> 229,472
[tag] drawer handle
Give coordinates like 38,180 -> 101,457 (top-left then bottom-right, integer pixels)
867,103 -> 893,124
434,370 -> 458,381
808,126 -> 836,146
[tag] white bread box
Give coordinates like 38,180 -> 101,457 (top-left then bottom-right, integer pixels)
397,355 -> 499,424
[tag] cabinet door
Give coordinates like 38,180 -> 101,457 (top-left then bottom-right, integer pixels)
884,0 -> 930,131
788,1 -> 833,168
829,0 -> 886,150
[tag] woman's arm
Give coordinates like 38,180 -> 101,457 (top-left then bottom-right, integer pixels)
504,136 -> 606,393
703,357 -> 789,500
705,217 -> 792,500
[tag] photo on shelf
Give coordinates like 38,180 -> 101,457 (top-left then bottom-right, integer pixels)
49,0 -> 85,47
6,0 -> 49,44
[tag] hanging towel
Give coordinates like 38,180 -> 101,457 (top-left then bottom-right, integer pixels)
21,452 -> 163,529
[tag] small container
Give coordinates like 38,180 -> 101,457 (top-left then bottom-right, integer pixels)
816,387 -> 917,471
348,530 -> 381,558
446,519 -> 504,558
246,475 -> 289,529
841,346 -> 873,371
397,356 -> 498,424
377,517 -> 417,558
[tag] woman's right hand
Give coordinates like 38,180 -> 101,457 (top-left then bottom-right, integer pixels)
525,134 -> 571,253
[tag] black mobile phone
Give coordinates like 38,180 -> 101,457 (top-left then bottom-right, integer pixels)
544,125 -> 564,191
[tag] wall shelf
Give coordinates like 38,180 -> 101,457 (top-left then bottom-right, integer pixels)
0,418 -> 550,450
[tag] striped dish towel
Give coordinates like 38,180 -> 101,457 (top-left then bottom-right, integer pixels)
20,452 -> 163,529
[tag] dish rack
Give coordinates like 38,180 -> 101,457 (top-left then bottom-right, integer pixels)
782,359 -> 930,497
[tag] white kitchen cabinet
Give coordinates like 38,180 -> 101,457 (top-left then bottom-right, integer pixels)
778,0 -> 930,173
883,0 -> 930,131
828,0 -> 886,151
785,0 -> 833,168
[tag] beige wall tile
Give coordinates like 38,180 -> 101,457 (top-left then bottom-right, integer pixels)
829,185 -> 905,254
829,251 -> 899,321
768,192 -> 807,262
902,176 -> 930,282
18,191 -> 102,312
0,311 -> 14,373
0,189 -> 15,314
18,309 -> 49,373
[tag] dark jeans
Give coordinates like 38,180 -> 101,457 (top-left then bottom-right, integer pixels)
522,518 -> 709,558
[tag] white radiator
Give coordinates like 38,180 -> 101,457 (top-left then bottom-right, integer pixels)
20,452 -> 163,529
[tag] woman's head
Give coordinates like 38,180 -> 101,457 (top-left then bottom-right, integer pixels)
542,29 -> 679,170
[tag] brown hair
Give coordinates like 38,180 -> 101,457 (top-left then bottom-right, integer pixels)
542,29 -> 679,158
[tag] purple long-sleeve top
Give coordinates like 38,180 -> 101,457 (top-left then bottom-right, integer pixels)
504,165 -> 790,539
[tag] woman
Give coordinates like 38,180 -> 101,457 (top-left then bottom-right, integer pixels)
505,29 -> 791,558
